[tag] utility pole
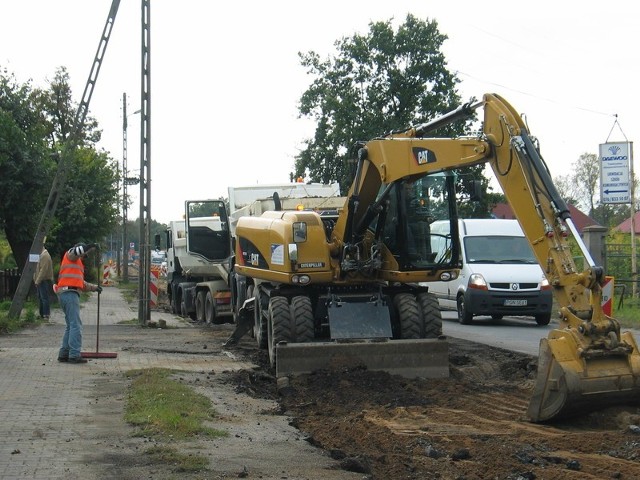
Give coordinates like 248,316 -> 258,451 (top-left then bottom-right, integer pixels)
122,93 -> 140,284
630,142 -> 636,297
8,0 -> 121,319
138,0 -> 152,325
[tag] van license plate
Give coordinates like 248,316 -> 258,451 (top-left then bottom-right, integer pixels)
504,299 -> 527,306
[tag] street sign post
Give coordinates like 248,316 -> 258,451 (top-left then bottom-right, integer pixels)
599,142 -> 631,204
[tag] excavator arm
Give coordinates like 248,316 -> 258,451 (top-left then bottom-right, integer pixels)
481,93 -> 640,421
412,93 -> 640,421
334,93 -> 640,421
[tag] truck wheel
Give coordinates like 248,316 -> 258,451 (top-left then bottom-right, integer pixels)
268,296 -> 292,369
170,292 -> 179,314
205,291 -> 216,324
394,293 -> 422,339
417,292 -> 442,338
254,287 -> 268,349
291,295 -> 314,343
195,291 -> 206,323
535,313 -> 551,326
457,295 -> 473,325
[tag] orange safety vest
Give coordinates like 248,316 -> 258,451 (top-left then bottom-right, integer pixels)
57,252 -> 85,289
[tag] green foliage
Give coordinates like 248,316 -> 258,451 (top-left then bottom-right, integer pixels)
125,368 -> 227,440
615,296 -> 640,329
0,67 -> 53,257
295,15 -> 496,215
295,14 -> 465,191
143,445 -> 210,473
118,217 -> 168,251
0,231 -> 16,268
0,66 -> 120,269
0,300 -> 40,334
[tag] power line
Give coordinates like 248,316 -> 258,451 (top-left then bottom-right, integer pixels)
455,70 -> 617,118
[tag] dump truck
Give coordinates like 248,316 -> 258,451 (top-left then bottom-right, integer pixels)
164,200 -> 232,323
231,93 -> 640,422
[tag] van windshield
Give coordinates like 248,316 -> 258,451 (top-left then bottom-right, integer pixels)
464,236 -> 537,264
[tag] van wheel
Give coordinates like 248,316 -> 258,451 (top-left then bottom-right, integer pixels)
535,313 -> 551,326
457,295 -> 473,325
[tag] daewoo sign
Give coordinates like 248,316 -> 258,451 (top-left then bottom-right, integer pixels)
599,142 -> 631,204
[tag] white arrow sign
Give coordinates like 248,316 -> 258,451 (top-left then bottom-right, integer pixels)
600,142 -> 630,204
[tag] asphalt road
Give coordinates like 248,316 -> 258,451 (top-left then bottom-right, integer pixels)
440,310 -> 640,356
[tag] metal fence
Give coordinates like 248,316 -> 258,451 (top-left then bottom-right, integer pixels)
604,243 -> 638,299
0,269 -> 20,301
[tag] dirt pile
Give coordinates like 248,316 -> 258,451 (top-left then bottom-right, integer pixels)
226,336 -> 640,479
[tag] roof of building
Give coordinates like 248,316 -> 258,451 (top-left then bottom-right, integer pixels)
490,203 -> 601,234
614,211 -> 640,234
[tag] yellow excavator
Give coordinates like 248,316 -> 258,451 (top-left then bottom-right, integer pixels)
231,93 -> 640,422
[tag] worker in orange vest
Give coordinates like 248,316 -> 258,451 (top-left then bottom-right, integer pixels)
54,243 -> 102,364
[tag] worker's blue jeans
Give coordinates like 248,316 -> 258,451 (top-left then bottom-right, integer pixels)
36,280 -> 52,317
58,291 -> 83,359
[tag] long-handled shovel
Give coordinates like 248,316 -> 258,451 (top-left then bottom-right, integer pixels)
82,250 -> 117,359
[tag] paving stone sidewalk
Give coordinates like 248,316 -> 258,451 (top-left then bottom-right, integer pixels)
0,287 -> 206,479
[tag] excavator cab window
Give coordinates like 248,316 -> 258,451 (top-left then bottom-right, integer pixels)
375,173 -> 459,270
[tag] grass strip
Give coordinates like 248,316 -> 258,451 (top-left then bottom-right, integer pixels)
124,368 -> 227,440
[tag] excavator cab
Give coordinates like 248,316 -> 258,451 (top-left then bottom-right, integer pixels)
376,174 -> 460,272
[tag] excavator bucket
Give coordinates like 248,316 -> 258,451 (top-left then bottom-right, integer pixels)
528,329 -> 640,422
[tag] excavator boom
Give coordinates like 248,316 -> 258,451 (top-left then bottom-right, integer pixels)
232,93 -> 640,422
476,94 -> 640,421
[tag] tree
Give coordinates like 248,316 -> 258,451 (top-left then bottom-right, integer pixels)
0,66 -> 120,269
295,15 -> 487,197
0,68 -> 53,269
573,152 -> 599,215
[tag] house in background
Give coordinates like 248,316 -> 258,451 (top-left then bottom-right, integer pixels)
614,211 -> 640,234
491,203 -> 601,235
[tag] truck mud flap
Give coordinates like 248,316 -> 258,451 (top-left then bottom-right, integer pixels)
275,338 -> 449,379
528,330 -> 640,422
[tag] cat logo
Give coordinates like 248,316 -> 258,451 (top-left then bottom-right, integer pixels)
413,147 -> 436,165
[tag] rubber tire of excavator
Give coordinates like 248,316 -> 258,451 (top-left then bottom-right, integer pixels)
254,287 -> 268,349
393,293 -> 423,339
416,292 -> 443,338
268,296 -> 292,369
290,295 -> 315,343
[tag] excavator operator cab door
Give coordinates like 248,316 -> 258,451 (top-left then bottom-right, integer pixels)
377,172 -> 460,271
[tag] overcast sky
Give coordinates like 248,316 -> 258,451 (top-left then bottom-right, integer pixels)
1,1 -> 638,223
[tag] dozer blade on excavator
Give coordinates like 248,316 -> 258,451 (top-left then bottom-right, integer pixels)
528,329 -> 640,422
275,338 -> 449,379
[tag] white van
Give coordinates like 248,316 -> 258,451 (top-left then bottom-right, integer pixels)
428,219 -> 553,325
